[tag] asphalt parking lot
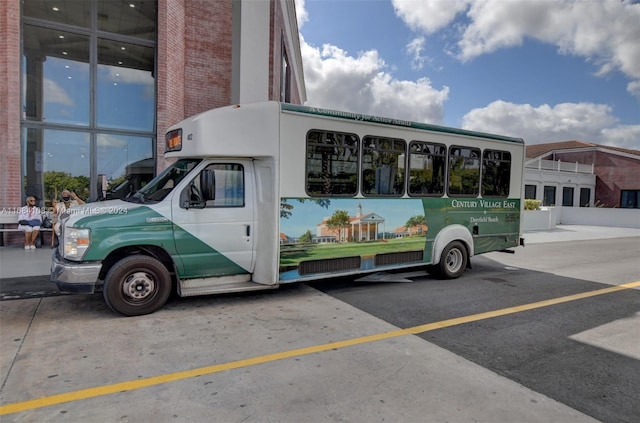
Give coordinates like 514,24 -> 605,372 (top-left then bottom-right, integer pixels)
1,226 -> 639,422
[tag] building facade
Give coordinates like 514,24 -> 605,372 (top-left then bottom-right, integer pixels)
1,0 -> 305,218
525,141 -> 640,208
316,205 -> 387,243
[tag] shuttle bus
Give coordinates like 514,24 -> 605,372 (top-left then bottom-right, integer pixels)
51,102 -> 525,316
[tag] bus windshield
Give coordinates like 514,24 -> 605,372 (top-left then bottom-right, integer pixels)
126,159 -> 202,203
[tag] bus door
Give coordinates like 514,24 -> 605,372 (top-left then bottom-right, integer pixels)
171,160 -> 255,279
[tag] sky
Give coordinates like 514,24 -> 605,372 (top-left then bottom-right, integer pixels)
295,0 -> 640,151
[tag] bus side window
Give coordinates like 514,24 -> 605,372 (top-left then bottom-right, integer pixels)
181,163 -> 245,209
408,141 -> 446,196
448,146 -> 481,196
361,136 -> 406,197
482,150 -> 511,197
305,130 -> 359,196
211,164 -> 244,206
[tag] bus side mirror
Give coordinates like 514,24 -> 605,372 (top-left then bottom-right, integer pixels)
200,169 -> 216,201
181,183 -> 206,209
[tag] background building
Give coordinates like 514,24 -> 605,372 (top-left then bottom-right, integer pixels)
1,0 -> 305,214
525,141 -> 640,208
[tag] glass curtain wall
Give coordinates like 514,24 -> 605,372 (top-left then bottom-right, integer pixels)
21,0 -> 157,205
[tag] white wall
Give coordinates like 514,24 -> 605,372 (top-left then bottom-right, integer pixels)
523,207 -> 640,231
524,168 -> 596,207
523,208 -> 558,231
232,0 -> 270,104
560,207 -> 640,228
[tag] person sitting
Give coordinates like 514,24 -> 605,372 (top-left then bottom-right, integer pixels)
17,196 -> 43,250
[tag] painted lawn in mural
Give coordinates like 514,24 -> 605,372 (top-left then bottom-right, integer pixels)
280,236 -> 426,267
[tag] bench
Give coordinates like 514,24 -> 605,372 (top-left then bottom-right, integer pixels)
0,211 -> 54,247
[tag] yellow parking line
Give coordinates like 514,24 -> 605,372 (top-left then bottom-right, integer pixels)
2,280 -> 639,416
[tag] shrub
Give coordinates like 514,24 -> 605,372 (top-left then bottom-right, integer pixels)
524,199 -> 542,210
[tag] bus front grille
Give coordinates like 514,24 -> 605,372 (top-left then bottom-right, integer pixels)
375,250 -> 424,266
299,256 -> 361,275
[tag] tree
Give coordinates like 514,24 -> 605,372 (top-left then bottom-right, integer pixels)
299,229 -> 313,244
405,215 -> 426,235
326,209 -> 350,241
43,171 -> 90,203
108,174 -> 128,191
280,198 -> 331,219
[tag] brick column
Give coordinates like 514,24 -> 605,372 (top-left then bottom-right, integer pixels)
156,0 -> 186,172
0,0 -> 22,209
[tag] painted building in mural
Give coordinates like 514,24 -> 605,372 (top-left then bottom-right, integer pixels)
316,204 -> 386,242
314,204 -> 429,242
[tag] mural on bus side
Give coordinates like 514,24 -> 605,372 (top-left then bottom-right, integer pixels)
278,197 -> 521,281
278,198 -> 427,280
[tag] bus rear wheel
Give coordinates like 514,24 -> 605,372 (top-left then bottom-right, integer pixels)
103,255 -> 172,316
437,241 -> 468,279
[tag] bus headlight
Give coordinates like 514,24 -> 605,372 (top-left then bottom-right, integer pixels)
64,228 -> 91,260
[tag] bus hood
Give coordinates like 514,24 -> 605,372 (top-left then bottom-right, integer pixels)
60,200 -> 153,228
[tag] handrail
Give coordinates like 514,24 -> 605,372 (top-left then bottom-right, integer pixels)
525,159 -> 594,174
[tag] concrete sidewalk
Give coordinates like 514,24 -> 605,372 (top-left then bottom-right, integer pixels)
1,225 -> 639,281
0,245 -> 53,279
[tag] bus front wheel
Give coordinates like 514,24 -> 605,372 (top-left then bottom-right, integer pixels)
103,255 -> 172,316
437,241 -> 468,279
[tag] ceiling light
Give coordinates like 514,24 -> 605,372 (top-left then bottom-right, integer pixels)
52,7 -> 59,12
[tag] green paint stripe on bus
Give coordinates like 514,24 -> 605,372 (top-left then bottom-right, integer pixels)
74,206 -> 247,277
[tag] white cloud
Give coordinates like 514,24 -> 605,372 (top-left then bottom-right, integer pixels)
301,37 -> 449,124
294,0 -> 308,29
461,100 -> 640,150
392,0 -> 470,33
628,81 -> 640,100
101,66 -> 154,99
407,36 -> 426,71
43,78 -> 73,106
300,1 -> 638,151
601,125 -> 640,150
105,66 -> 153,85
97,133 -> 128,149
392,0 -> 640,79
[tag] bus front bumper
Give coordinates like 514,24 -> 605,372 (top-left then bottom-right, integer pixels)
50,250 -> 102,294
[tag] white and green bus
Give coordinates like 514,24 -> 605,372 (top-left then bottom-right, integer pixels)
51,102 -> 525,316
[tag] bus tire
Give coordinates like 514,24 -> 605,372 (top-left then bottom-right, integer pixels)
437,241 -> 468,279
103,255 -> 172,316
